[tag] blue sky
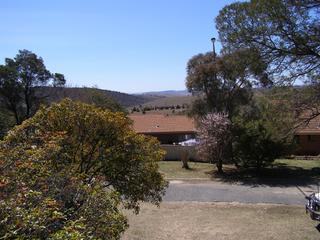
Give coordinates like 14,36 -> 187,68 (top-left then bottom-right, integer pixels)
1,0 -> 238,93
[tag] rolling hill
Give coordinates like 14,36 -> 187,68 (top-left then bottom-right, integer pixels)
141,95 -> 196,108
39,87 -> 162,107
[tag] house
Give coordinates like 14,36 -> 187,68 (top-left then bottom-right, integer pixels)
129,113 -> 199,160
129,113 -> 197,144
129,111 -> 320,156
295,114 -> 320,155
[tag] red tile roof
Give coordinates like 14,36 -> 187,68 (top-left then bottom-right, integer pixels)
129,114 -> 196,134
296,114 -> 320,135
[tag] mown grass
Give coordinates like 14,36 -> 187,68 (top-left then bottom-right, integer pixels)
157,161 -> 213,179
275,159 -> 320,170
158,159 -> 320,183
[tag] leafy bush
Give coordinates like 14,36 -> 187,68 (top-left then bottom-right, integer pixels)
231,93 -> 294,172
233,119 -> 287,171
0,99 -> 167,239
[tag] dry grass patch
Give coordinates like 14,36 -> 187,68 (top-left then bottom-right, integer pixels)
122,202 -> 319,240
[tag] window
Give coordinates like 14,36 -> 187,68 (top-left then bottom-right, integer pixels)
308,135 -> 317,142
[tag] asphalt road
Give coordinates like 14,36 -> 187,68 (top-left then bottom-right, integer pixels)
164,181 -> 317,205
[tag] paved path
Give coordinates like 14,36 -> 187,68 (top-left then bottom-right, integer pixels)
164,180 -> 317,205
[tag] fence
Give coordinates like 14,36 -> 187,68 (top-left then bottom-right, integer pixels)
160,144 -> 205,162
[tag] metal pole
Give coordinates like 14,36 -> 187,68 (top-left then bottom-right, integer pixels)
211,37 -> 216,62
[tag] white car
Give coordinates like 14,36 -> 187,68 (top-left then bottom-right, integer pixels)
179,139 -> 199,146
306,192 -> 320,221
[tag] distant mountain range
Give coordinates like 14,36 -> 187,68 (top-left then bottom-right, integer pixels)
137,90 -> 190,97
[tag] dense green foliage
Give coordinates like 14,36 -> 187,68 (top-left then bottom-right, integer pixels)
233,120 -> 285,171
0,99 -> 167,239
232,89 -> 295,170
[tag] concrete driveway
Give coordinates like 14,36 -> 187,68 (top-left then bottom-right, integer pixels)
164,180 -> 317,205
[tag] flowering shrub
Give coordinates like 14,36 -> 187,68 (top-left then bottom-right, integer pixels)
197,113 -> 231,173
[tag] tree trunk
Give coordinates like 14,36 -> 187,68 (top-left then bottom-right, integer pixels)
216,158 -> 223,174
25,89 -> 31,119
228,141 -> 239,168
256,159 -> 262,174
181,151 -> 190,169
8,102 -> 21,125
13,109 -> 21,125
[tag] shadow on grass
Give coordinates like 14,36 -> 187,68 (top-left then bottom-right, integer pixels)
207,164 -> 320,188
181,167 -> 197,171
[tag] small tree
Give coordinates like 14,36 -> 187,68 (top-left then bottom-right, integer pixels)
197,113 -> 231,173
0,99 -> 167,239
0,50 -> 66,124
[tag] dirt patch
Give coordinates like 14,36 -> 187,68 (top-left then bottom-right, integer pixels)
122,202 -> 319,240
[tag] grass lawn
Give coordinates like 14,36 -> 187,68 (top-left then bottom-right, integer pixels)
157,161 -> 213,179
158,159 -> 320,181
275,159 -> 320,170
122,202 -> 319,240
